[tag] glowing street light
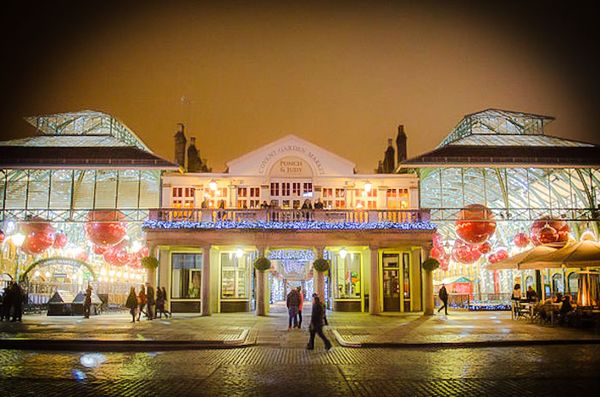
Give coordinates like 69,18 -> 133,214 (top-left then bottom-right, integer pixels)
236,248 -> 244,258
339,248 -> 348,259
364,182 -> 372,193
209,179 -> 218,191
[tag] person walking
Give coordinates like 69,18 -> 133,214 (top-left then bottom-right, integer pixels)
161,287 -> 171,318
306,294 -> 332,351
146,283 -> 155,320
83,284 -> 93,318
286,287 -> 300,330
296,286 -> 304,328
437,283 -> 449,315
155,286 -> 167,319
137,284 -> 147,321
125,286 -> 138,323
10,282 -> 24,322
1,283 -> 12,321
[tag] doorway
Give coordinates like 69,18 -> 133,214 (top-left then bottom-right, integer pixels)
382,253 -> 401,311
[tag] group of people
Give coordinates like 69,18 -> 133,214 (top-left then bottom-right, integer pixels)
0,282 -> 25,322
513,283 -> 576,325
125,283 -> 171,323
286,286 -> 331,351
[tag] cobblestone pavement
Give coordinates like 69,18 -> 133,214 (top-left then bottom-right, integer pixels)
0,344 -> 599,396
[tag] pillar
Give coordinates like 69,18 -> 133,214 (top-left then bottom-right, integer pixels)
422,244 -> 434,315
256,246 -> 268,316
369,245 -> 380,314
146,243 -> 158,289
313,246 -> 325,302
201,245 -> 211,316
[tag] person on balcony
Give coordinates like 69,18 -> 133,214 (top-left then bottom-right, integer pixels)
217,200 -> 226,220
314,199 -> 324,209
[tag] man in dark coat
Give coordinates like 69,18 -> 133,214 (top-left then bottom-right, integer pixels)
286,287 -> 299,330
1,283 -> 12,321
306,294 -> 332,351
10,283 -> 24,322
437,283 -> 449,315
83,284 -> 93,318
146,283 -> 155,320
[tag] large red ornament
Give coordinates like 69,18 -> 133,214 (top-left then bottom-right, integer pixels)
85,210 -> 127,247
488,248 -> 509,264
432,232 -> 444,249
530,217 -> 570,245
430,246 -> 445,260
20,218 -> 55,255
478,241 -> 492,255
513,232 -> 530,248
455,204 -> 496,244
103,240 -> 131,266
451,239 -> 482,264
53,231 -> 68,249
93,245 -> 108,255
0,230 -> 4,244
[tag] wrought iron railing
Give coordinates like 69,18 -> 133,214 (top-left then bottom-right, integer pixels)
428,207 -> 599,222
148,208 -> 431,224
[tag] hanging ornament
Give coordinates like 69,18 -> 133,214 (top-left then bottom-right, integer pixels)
103,240 -> 130,266
530,217 -> 569,245
438,255 -> 450,271
455,204 -> 496,244
478,241 -> 492,255
451,239 -> 482,264
0,230 -> 4,244
432,232 -> 444,248
513,232 -> 530,248
85,210 -> 127,247
488,248 -> 509,264
20,218 -> 55,255
93,245 -> 108,255
53,231 -> 68,249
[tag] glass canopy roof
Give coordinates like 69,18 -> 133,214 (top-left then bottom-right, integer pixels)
23,110 -> 149,151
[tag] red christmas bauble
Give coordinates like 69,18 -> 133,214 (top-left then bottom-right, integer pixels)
136,246 -> 149,259
438,255 -> 450,271
0,230 -> 4,244
103,240 -> 130,266
93,245 -> 108,255
432,232 -> 444,249
451,239 -> 482,264
530,217 -> 569,245
455,204 -> 497,244
430,246 -> 446,260
21,217 -> 55,235
53,232 -> 68,249
21,231 -> 55,255
478,241 -> 492,255
513,232 -> 530,248
488,248 -> 509,264
76,251 -> 89,262
85,210 -> 127,247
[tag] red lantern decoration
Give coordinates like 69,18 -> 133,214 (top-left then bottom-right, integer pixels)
103,240 -> 130,266
530,217 -> 570,245
455,204 -> 497,244
513,232 -> 530,248
53,231 -> 68,249
85,210 -> 127,247
20,218 -> 55,255
488,248 -> 509,264
451,239 -> 482,264
478,241 -> 492,255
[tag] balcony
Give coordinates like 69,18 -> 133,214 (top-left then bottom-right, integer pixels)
144,208 -> 434,231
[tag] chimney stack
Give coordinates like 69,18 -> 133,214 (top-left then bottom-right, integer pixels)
187,136 -> 202,173
174,123 -> 187,169
396,124 -> 407,164
383,138 -> 395,173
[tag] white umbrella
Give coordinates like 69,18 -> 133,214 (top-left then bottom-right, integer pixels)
520,240 -> 600,269
486,244 -> 561,270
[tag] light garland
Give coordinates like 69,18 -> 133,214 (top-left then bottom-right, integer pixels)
268,249 -> 315,261
142,220 -> 437,231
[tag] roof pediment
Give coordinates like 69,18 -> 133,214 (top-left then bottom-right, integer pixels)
226,134 -> 355,176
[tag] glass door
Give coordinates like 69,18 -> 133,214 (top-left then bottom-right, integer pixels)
382,253 -> 400,311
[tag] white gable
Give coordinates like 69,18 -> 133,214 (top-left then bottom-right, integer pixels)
227,134 -> 356,176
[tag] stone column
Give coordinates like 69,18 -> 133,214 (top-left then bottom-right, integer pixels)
369,245 -> 380,314
256,246 -> 268,316
146,243 -> 158,289
422,243 -> 434,315
201,245 -> 211,316
313,246 -> 326,301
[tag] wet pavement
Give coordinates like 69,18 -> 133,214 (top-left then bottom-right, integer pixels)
0,344 -> 599,396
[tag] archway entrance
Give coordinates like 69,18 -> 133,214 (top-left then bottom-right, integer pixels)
267,249 -> 316,313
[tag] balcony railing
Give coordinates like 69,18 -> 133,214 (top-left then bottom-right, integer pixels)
148,208 -> 431,224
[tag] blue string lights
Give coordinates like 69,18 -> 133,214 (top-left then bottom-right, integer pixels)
142,220 -> 436,231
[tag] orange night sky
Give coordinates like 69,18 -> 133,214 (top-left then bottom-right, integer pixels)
1,2 -> 598,172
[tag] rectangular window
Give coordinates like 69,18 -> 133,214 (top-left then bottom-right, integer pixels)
322,188 -> 333,198
334,252 -> 361,299
335,188 -> 345,198
95,170 -> 117,208
281,182 -> 290,196
5,170 -> 28,209
72,170 -> 95,209
402,253 -> 410,299
139,170 -> 160,208
237,187 -> 248,197
27,170 -> 50,209
270,182 -> 279,196
387,188 -> 409,209
49,170 -> 72,209
292,182 -> 301,196
171,253 -> 202,299
172,186 -> 194,208
250,187 -> 260,197
221,252 -> 251,299
303,183 -> 313,194
117,170 -> 140,209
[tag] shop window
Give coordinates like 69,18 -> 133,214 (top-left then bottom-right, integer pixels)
525,276 -> 534,291
333,252 -> 361,299
568,272 -> 578,294
171,253 -> 202,299
402,253 -> 410,299
221,252 -> 251,299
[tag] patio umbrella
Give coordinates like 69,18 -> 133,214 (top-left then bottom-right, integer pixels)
520,240 -> 600,269
577,271 -> 600,307
486,244 -> 560,270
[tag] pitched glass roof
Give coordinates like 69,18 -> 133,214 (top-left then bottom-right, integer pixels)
449,134 -> 593,147
23,110 -> 149,151
0,135 -> 129,147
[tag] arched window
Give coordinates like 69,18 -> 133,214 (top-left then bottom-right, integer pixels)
568,272 -> 578,294
525,276 -> 534,291
552,273 -> 564,294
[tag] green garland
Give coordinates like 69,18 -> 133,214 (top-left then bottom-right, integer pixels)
422,258 -> 440,272
253,257 -> 272,271
141,256 -> 159,270
313,258 -> 330,272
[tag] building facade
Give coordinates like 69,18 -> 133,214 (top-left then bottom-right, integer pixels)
144,134 -> 434,314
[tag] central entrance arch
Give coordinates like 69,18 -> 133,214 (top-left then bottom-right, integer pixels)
267,249 -> 316,311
